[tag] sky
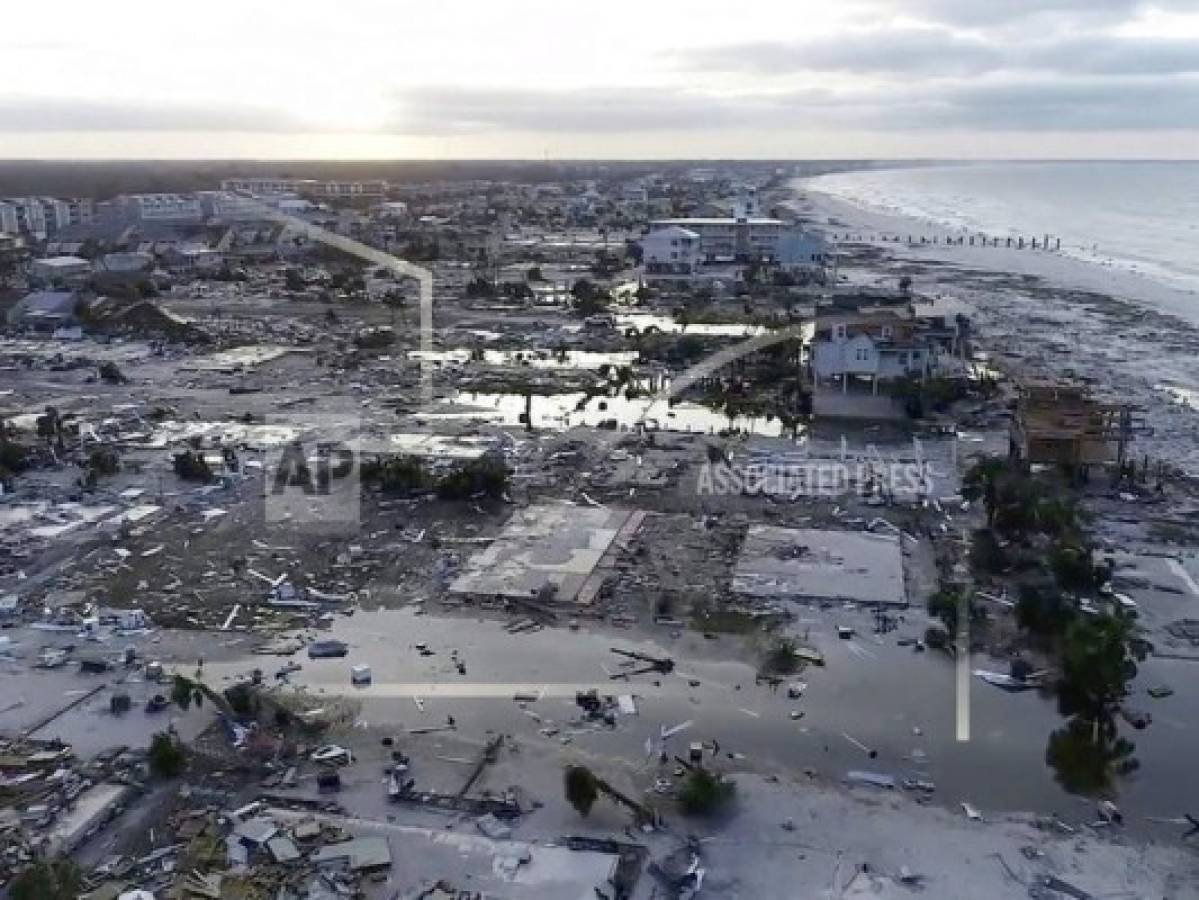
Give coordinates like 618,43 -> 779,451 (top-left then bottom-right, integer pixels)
2,0 -> 1199,159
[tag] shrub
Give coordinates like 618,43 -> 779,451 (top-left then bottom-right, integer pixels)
0,439 -> 28,478
762,637 -> 801,675
435,457 -> 510,500
173,449 -> 214,483
361,455 -> 427,493
678,769 -> 735,816
9,859 -> 81,900
98,361 -> 128,384
924,625 -> 951,651
86,446 -> 120,477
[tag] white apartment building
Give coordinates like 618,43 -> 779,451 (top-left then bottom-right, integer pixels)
0,198 -> 48,238
110,194 -> 204,223
1,197 -> 97,237
374,200 -> 409,219
66,197 -> 94,226
314,180 -> 388,200
39,198 -> 73,233
641,225 -> 701,279
221,178 -> 389,200
195,191 -> 261,220
221,177 -> 304,195
648,216 -> 785,262
0,202 -> 17,235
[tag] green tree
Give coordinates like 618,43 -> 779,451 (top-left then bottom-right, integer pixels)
570,278 -> 609,316
148,731 -> 186,777
678,769 -> 735,816
284,267 -> 306,292
9,859 -> 81,900
927,588 -> 962,636
98,361 -> 127,384
382,290 -> 406,324
565,765 -> 600,817
171,673 -> 205,711
0,419 -> 28,483
86,446 -> 120,479
1016,583 -> 1075,638
173,449 -> 214,483
1049,538 -> 1102,591
969,528 -> 1006,574
464,276 -> 495,299
1057,613 -> 1139,723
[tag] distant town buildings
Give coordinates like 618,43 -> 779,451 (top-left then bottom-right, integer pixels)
0,197 -> 93,238
106,194 -> 205,224
644,190 -> 825,268
641,225 -> 701,280
29,255 -> 91,286
647,216 -> 786,262
221,178 -> 389,200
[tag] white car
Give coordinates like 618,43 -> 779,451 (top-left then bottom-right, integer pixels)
1112,592 -> 1139,615
311,744 -> 354,766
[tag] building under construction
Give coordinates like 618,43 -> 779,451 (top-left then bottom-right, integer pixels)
1010,377 -> 1148,470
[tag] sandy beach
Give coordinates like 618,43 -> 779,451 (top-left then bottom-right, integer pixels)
795,185 -> 1199,323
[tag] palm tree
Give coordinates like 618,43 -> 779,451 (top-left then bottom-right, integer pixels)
565,765 -> 599,816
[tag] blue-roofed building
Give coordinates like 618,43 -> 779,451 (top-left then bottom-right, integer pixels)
6,290 -> 79,329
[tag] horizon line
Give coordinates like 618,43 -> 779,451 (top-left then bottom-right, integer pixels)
1,156 -> 1198,164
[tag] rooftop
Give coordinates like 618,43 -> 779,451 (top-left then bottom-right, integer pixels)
733,526 -> 907,606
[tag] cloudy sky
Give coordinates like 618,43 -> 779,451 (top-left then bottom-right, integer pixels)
3,0 -> 1199,158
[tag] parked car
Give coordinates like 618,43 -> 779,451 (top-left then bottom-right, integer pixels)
307,639 -> 349,659
311,744 -> 354,766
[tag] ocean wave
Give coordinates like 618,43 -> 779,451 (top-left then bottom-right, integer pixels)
803,162 -> 1199,296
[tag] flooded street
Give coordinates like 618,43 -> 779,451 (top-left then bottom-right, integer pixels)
202,605 -> 1199,835
425,390 -> 792,435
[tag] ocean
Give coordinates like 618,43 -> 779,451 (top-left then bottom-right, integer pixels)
805,161 -> 1199,295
